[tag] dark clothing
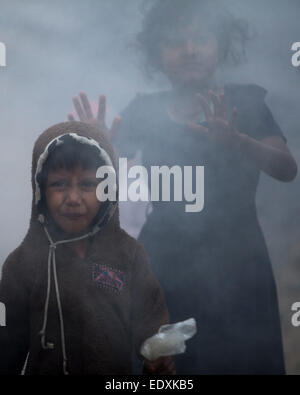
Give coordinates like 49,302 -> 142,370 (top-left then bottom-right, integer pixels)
0,121 -> 169,375
114,84 -> 286,374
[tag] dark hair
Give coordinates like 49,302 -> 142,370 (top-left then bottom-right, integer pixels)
137,0 -> 249,77
42,139 -> 103,175
38,138 -> 105,206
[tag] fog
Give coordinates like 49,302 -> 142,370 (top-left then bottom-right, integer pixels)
0,0 -> 299,373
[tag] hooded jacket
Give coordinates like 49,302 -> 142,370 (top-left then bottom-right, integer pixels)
0,121 -> 169,375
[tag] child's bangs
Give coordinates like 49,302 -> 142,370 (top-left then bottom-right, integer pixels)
45,140 -> 103,172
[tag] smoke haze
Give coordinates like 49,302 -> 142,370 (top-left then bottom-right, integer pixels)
0,0 -> 299,373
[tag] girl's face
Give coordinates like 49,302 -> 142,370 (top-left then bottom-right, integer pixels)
159,21 -> 219,90
45,166 -> 100,236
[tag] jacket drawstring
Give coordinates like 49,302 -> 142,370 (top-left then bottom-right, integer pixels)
39,226 -> 99,376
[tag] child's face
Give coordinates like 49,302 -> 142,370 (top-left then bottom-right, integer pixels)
159,19 -> 219,89
45,165 -> 100,236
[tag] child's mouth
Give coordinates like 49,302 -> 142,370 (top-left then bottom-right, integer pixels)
62,213 -> 84,220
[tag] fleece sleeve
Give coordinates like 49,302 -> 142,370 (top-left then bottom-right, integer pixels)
0,249 -> 30,375
130,243 -> 169,359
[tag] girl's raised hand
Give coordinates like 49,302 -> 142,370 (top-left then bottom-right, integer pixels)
188,91 -> 240,150
68,92 -> 121,142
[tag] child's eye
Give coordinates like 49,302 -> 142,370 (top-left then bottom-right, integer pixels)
80,180 -> 98,188
164,37 -> 185,48
50,180 -> 68,188
196,36 -> 210,45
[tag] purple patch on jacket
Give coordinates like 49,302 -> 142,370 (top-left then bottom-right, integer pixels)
93,264 -> 125,293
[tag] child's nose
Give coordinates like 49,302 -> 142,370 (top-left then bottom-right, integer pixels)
65,187 -> 82,205
184,39 -> 198,55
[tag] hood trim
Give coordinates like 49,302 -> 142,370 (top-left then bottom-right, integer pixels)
34,132 -> 118,231
35,132 -> 116,205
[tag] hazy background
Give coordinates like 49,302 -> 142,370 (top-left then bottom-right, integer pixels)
0,0 -> 299,373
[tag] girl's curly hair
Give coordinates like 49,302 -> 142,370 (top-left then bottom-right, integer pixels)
137,0 -> 250,77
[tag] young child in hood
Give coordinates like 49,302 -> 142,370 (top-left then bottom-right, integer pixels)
0,121 -> 174,375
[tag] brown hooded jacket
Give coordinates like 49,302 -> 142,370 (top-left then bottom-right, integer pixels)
0,121 -> 169,375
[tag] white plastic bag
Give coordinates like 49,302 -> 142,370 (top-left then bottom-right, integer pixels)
140,318 -> 197,361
